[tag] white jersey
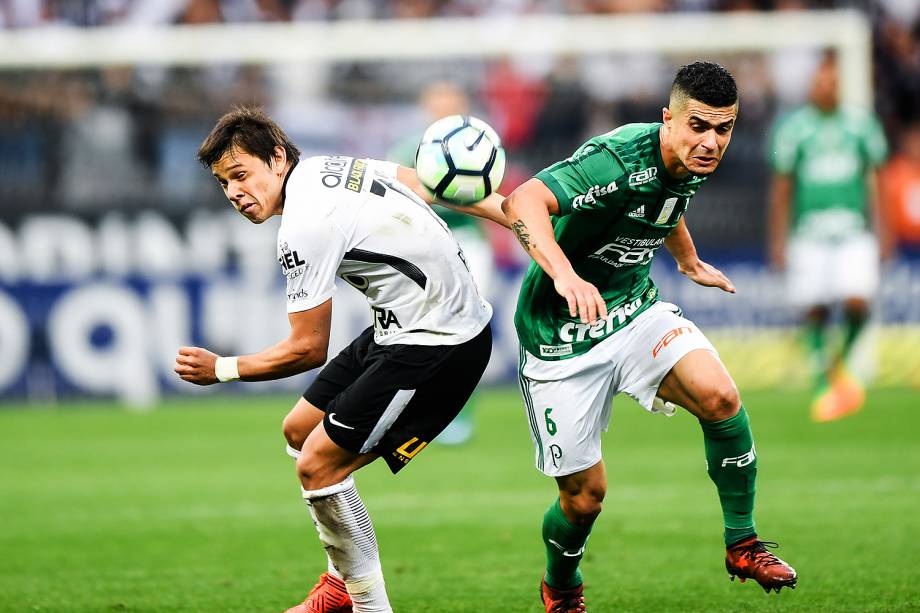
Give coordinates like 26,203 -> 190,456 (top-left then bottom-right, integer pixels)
277,155 -> 492,346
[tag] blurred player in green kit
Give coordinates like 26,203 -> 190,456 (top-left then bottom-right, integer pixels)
768,52 -> 890,422
503,62 -> 797,613
388,81 -> 495,445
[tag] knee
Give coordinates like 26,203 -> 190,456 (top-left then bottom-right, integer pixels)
282,413 -> 308,451
806,304 -> 830,325
296,451 -> 333,490
697,383 -> 741,422
843,299 -> 870,320
561,485 -> 606,527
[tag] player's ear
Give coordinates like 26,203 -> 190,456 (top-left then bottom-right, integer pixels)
662,106 -> 672,127
271,145 -> 287,174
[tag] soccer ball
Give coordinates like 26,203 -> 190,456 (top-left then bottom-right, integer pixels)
415,115 -> 505,205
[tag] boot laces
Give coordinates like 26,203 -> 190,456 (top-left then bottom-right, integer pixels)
735,540 -> 784,568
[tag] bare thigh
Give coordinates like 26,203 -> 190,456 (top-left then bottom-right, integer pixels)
657,348 -> 740,421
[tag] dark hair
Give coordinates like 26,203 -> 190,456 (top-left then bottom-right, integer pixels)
197,105 -> 300,168
671,62 -> 738,108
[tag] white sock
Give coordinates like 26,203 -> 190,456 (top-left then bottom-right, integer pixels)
287,444 -> 346,579
302,477 -> 391,613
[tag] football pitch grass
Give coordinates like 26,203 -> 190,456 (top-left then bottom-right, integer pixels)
1,387 -> 917,613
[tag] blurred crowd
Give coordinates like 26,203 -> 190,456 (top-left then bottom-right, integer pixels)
0,0 -> 919,253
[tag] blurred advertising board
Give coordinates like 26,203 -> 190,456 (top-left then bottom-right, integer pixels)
1,212 -> 918,406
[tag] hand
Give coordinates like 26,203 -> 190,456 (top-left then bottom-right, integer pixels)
678,259 -> 736,294
554,271 -> 608,323
174,346 -> 220,385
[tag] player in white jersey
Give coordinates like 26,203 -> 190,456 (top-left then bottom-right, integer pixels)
173,106 -> 507,613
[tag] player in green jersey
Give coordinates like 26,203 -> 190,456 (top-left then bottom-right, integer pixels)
768,52 -> 890,423
501,62 -> 797,612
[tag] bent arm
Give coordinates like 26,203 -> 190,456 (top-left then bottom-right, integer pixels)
665,218 -> 735,293
501,178 -> 570,277
237,300 -> 332,381
502,178 -> 607,322
175,300 -> 332,385
664,217 -> 700,272
396,165 -> 509,228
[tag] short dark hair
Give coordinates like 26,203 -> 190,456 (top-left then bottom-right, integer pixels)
671,62 -> 738,109
197,105 -> 301,169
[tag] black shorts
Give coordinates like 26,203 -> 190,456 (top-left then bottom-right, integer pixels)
303,323 -> 492,474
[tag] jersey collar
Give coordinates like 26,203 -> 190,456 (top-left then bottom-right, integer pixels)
280,160 -> 298,210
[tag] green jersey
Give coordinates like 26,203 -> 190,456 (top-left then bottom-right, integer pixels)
516,123 -> 707,360
770,105 -> 888,240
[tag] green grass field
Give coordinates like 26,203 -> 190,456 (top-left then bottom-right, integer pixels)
1,387 -> 918,613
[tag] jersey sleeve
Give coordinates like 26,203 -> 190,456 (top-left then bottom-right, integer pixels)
535,145 -> 628,216
368,158 -> 399,180
279,218 -> 347,314
770,113 -> 800,174
861,112 -> 889,167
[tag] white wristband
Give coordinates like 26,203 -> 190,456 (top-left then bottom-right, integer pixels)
215,356 -> 240,382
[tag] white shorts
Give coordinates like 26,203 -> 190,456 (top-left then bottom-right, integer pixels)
518,301 -> 718,477
787,233 -> 878,307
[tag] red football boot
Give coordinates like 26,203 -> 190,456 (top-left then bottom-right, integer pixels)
540,578 -> 586,613
285,572 -> 353,613
726,537 -> 798,593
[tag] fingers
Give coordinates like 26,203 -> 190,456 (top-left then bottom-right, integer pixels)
576,289 -> 595,324
565,291 -> 577,318
707,264 -> 736,293
593,287 -> 608,320
557,277 -> 607,323
572,284 -> 606,323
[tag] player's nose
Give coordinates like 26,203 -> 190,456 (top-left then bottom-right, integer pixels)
700,130 -> 718,151
227,181 -> 245,202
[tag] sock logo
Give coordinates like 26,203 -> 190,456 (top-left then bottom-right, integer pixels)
548,539 -> 585,558
721,444 -> 756,468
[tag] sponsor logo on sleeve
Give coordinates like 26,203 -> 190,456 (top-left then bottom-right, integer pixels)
278,241 -> 307,274
287,288 -> 309,303
345,158 -> 368,192
571,181 -> 618,209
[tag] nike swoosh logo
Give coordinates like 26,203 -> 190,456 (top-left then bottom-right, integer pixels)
328,413 -> 356,430
548,539 -> 585,557
465,129 -> 486,151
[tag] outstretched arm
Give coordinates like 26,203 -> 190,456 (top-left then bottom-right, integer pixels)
665,218 -> 735,293
174,299 -> 332,385
502,178 -> 607,323
396,165 -> 509,228
768,173 -> 792,270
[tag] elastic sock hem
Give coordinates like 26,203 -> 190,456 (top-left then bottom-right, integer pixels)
699,405 -> 749,437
